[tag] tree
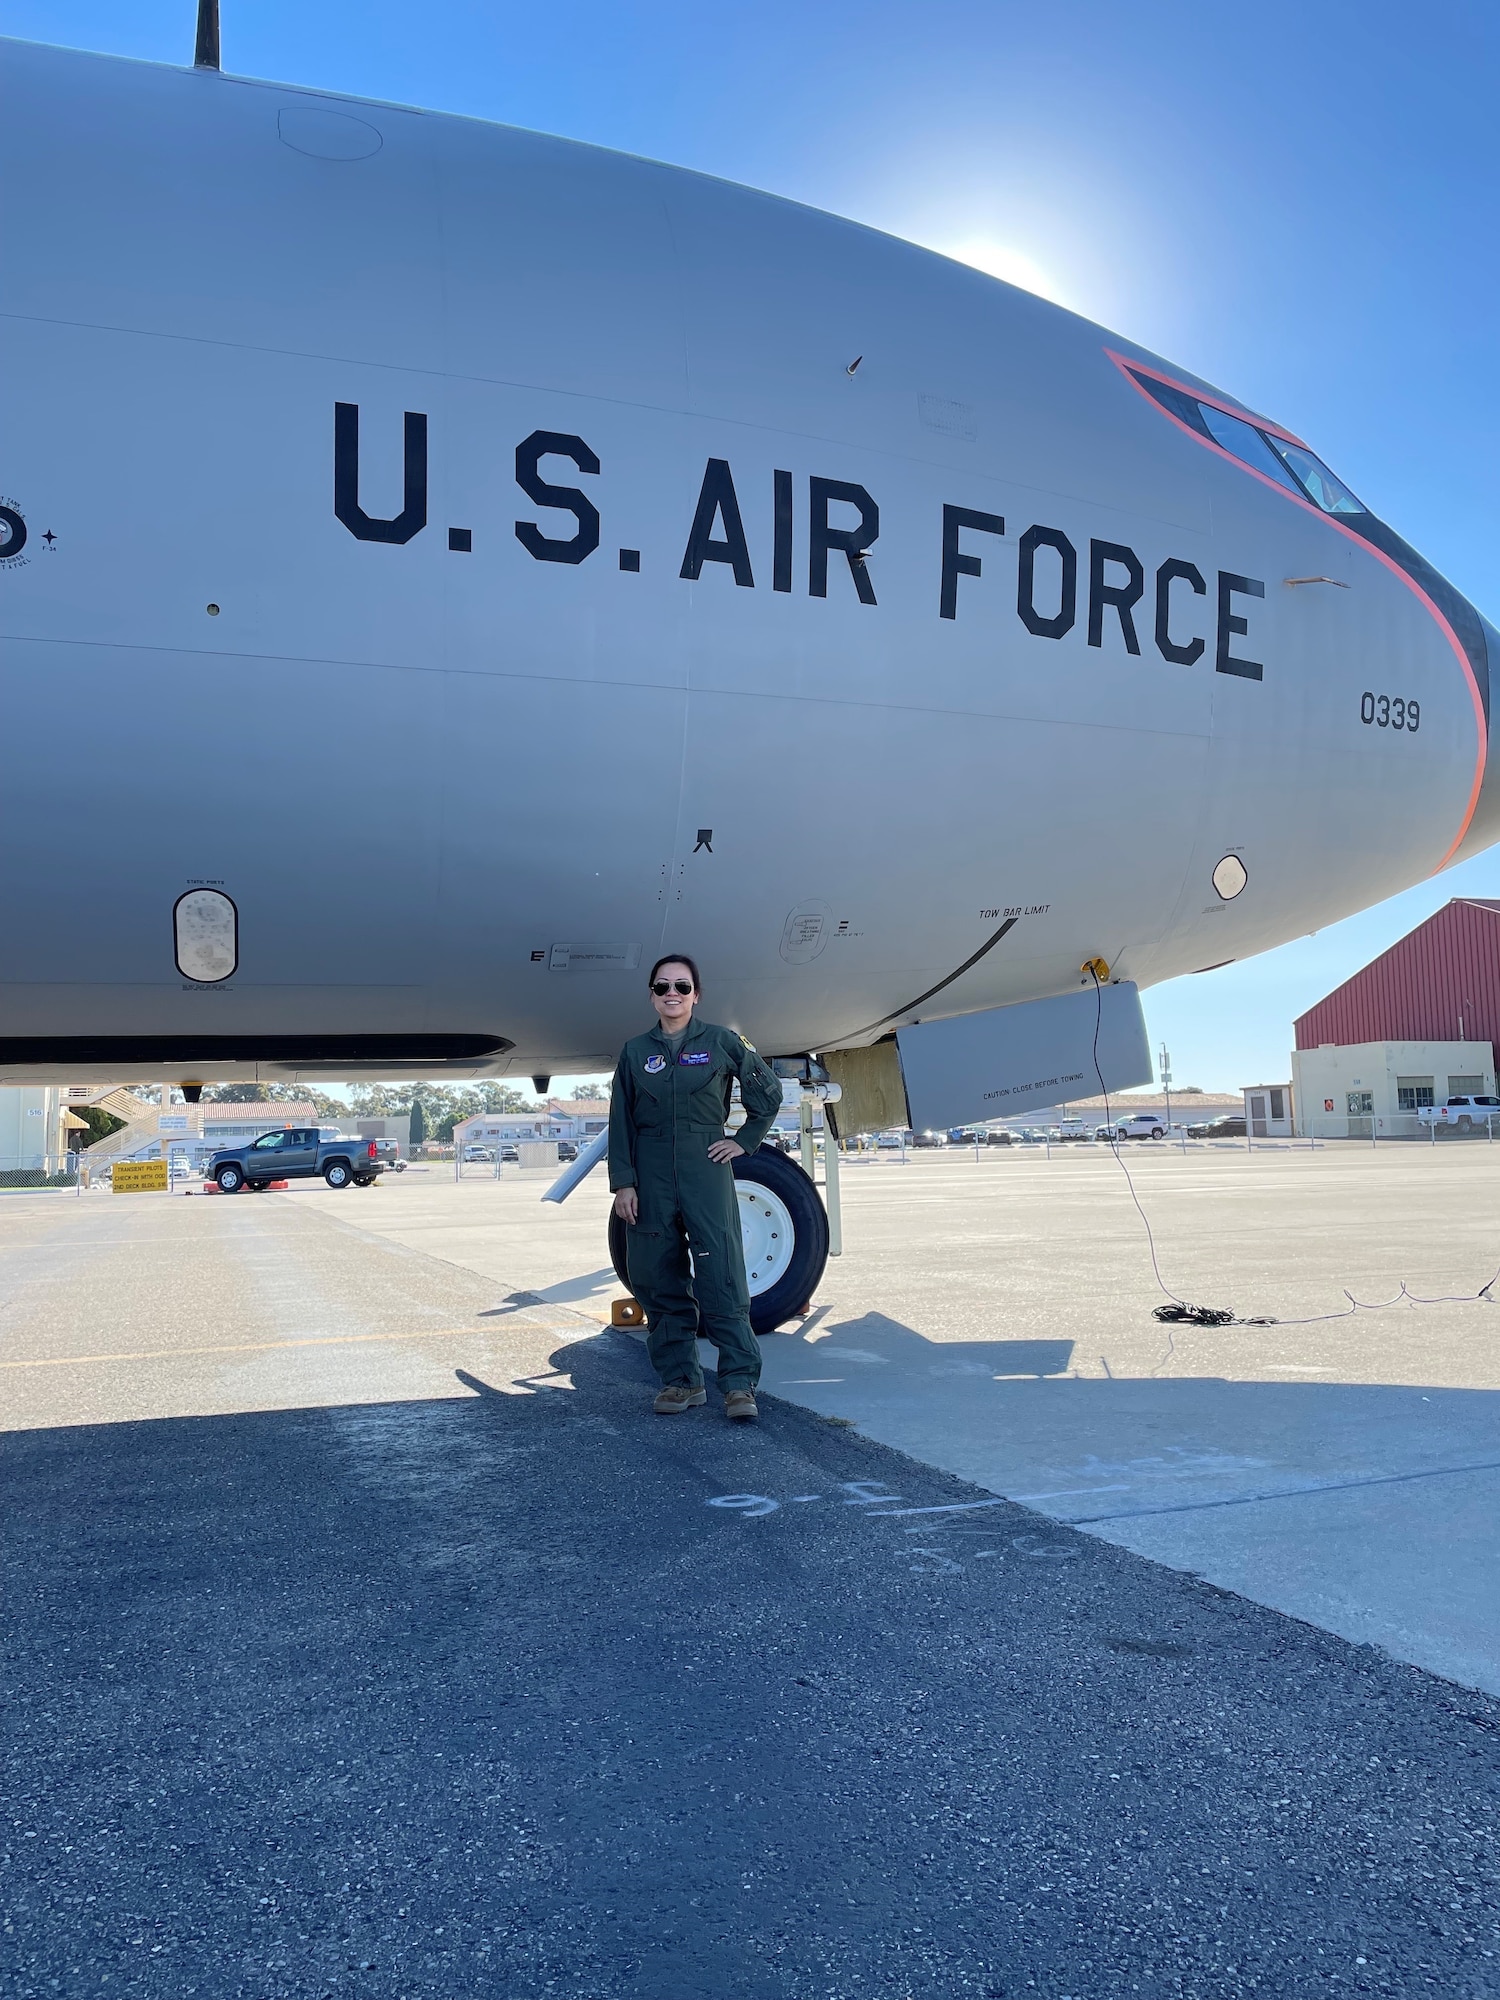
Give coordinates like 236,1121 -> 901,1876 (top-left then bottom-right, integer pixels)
349,1084 -> 415,1118
476,1083 -> 532,1113
75,1105 -> 125,1149
409,1098 -> 427,1150
572,1080 -> 609,1100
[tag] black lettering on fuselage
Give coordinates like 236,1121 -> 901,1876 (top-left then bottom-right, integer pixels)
514,431 -> 601,565
939,505 -> 1005,620
809,477 -> 878,604
1016,526 -> 1077,639
1154,558 -> 1207,665
680,459 -> 754,586
773,470 -> 794,593
1088,540 -> 1144,654
1216,572 -> 1266,679
334,403 -> 427,545
326,404 -> 1270,689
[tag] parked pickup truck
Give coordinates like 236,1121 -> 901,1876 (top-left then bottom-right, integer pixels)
208,1127 -> 386,1192
1417,1095 -> 1500,1131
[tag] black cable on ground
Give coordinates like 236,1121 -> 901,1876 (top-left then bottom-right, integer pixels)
1086,968 -> 1242,1326
1083,967 -> 1500,1329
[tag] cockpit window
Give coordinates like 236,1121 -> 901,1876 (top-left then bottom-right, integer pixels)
1197,405 -> 1304,495
1263,438 -> 1366,516
1131,373 -> 1214,439
1124,363 -> 1366,517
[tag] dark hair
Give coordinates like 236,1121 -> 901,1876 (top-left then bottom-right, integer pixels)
648,952 -> 701,994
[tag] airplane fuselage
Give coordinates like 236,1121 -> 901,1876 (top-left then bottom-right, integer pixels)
3,39 -> 1494,1082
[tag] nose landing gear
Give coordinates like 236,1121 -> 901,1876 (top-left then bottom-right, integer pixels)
606,1146 -> 830,1334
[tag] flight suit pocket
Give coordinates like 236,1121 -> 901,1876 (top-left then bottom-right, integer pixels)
685,1058 -> 729,1102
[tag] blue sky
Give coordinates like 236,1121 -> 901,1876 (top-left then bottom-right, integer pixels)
8,0 -> 1499,1090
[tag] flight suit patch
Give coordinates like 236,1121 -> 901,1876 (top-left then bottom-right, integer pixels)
680,1050 -> 711,1064
643,1054 -> 667,1074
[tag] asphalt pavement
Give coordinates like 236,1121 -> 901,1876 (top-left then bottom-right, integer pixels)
353,1147 -> 1500,1694
3,1186 -> 1499,1997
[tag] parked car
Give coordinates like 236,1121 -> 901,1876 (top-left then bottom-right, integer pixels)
500,1144 -> 519,1163
984,1128 -> 1014,1145
463,1144 -> 495,1162
910,1129 -> 946,1148
209,1128 -> 386,1192
1112,1112 -> 1168,1141
1417,1095 -> 1500,1131
875,1130 -> 908,1149
556,1140 -> 579,1162
1187,1114 -> 1247,1138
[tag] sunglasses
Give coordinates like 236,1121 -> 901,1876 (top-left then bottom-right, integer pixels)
652,979 -> 695,995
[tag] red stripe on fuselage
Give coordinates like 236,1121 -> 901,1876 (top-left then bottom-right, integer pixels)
1105,348 -> 1486,869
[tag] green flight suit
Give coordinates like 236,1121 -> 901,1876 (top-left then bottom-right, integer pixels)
608,1017 -> 784,1392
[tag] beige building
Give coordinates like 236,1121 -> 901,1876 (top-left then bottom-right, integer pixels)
1242,1084 -> 1295,1138
0,1086 -> 78,1170
1290,1041 -> 1495,1138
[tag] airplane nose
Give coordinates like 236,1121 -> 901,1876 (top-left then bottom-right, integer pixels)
1448,609 -> 1500,865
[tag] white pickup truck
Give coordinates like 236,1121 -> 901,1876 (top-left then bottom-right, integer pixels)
1417,1095 -> 1500,1131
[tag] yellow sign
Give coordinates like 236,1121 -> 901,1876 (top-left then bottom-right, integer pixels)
113,1159 -> 169,1193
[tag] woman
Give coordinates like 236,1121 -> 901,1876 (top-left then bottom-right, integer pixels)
608,954 -> 784,1420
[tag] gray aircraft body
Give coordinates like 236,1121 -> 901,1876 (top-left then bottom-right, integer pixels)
3,37 -> 1496,1094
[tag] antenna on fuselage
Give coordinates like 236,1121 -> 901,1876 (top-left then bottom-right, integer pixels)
194,0 -> 221,69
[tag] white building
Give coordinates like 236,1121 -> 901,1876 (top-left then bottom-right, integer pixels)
1290,1041 -> 1495,1138
0,1086 -> 74,1171
1242,1084 -> 1295,1138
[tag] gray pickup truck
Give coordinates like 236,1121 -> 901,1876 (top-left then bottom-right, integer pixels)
208,1126 -> 385,1193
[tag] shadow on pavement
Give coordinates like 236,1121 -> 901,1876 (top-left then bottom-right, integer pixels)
786,1307 -> 1074,1379
4,1326 -> 1498,1999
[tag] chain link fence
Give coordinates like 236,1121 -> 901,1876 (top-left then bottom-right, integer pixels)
0,1152 -> 83,1191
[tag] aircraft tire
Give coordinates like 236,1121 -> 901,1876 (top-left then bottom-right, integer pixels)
216,1164 -> 244,1193
606,1146 -> 830,1336
324,1160 -> 353,1189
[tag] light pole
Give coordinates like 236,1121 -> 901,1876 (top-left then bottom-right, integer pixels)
1159,1042 -> 1173,1134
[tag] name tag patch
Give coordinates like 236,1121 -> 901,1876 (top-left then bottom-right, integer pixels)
679,1050 -> 711,1065
643,1054 -> 667,1074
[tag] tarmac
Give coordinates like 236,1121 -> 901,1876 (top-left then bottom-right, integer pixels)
339,1143 -> 1500,1697
3,1150 -> 1499,1995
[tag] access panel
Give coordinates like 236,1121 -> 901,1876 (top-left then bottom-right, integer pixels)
896,982 -> 1151,1130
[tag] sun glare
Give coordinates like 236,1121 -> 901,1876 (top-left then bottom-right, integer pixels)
940,238 -> 1071,307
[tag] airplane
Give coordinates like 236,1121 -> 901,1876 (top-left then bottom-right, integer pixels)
4,18 -> 1495,1320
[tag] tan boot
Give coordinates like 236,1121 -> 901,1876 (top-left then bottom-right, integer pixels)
653,1381 -> 707,1414
724,1389 -> 759,1422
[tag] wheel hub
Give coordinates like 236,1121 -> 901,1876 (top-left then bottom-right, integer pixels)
737,1182 -> 794,1296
